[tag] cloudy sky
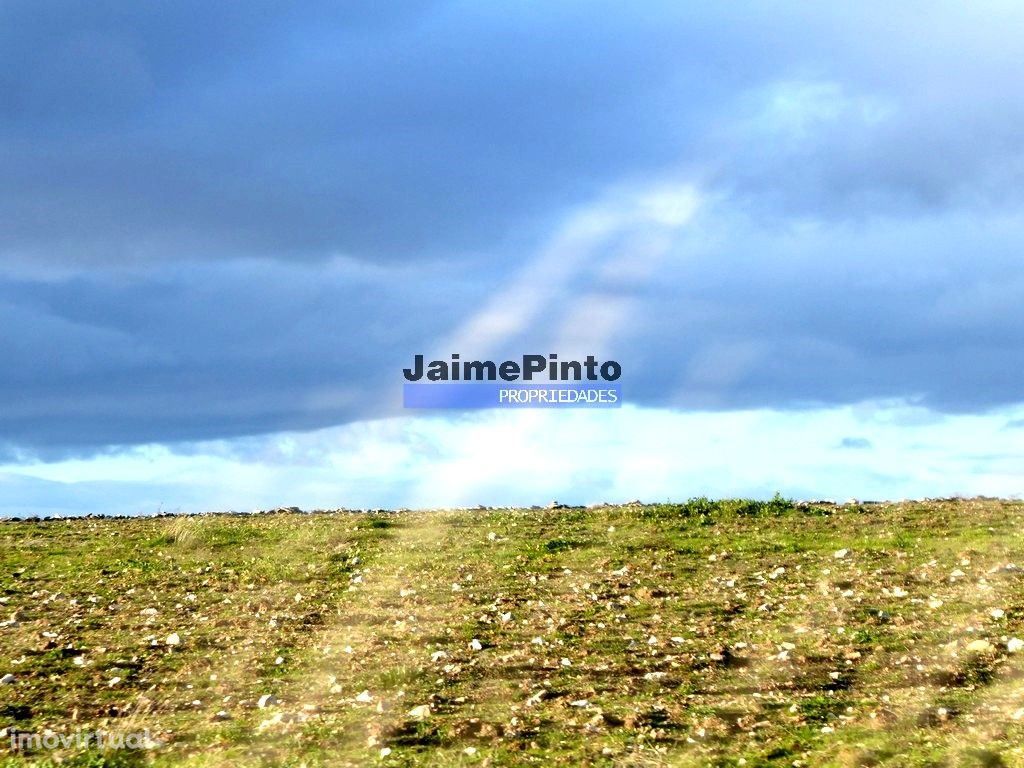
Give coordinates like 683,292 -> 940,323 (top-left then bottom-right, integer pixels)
2,2 -> 1023,515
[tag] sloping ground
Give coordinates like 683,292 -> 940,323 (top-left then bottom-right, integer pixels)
2,499 -> 1024,766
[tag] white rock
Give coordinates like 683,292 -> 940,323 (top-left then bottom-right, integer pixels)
257,712 -> 286,731
165,632 -> 181,646
141,733 -> 163,749
469,638 -> 483,651
407,704 -> 431,720
0,673 -> 14,685
966,639 -> 994,654
355,690 -> 373,703
990,608 -> 1005,620
1007,637 -> 1024,653
525,690 -> 548,706
257,694 -> 279,709
833,549 -> 849,559
569,699 -> 590,707
140,607 -> 158,616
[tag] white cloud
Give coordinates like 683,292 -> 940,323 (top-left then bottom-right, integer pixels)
4,400 -> 1022,517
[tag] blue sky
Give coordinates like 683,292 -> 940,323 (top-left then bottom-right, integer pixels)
2,2 -> 1023,515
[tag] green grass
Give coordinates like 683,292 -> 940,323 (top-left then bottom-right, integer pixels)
2,499 -> 1024,766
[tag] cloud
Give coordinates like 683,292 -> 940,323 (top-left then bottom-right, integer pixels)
5,401 -> 1022,516
1,2 -> 1024,459
0,256 -> 481,452
6,3 -> 1024,268
839,437 -> 873,450
621,206 -> 1024,413
3,183 -> 1024,454
0,2 -> 736,267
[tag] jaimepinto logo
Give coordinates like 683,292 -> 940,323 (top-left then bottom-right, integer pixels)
402,354 -> 622,409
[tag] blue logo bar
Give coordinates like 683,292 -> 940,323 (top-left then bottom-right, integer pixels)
403,382 -> 621,409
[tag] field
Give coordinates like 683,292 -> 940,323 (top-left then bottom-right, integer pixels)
2,498 -> 1024,767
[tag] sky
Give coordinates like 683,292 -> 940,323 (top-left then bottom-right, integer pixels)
1,1 -> 1023,515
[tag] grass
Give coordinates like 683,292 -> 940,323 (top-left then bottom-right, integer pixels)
1,498 -> 1024,766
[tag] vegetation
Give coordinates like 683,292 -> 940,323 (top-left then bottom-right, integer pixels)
2,498 -> 1024,766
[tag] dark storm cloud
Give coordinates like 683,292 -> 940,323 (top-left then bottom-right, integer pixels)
0,1 -> 758,264
0,258 -> 472,453
617,209 -> 1024,413
12,3 -> 1019,266
2,1 -> 1024,454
